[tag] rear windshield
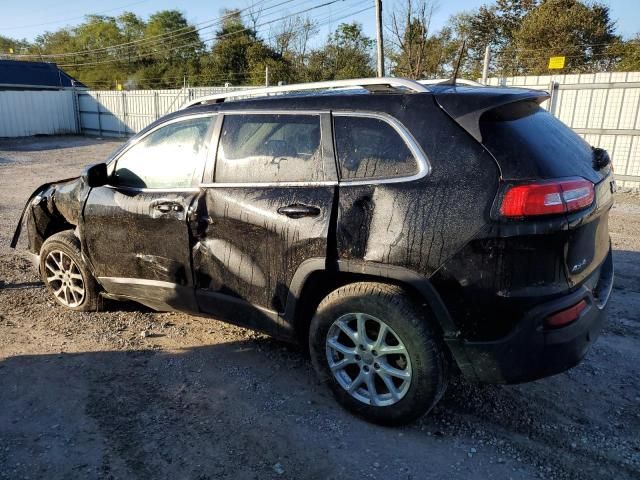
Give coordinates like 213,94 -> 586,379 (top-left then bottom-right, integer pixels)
480,101 -> 601,183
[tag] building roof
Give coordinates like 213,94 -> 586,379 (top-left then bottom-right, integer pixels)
0,60 -> 86,90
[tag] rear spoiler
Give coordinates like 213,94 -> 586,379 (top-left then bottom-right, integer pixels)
433,86 -> 550,143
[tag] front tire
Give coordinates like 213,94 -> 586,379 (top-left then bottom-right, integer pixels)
309,282 -> 449,425
39,231 -> 100,312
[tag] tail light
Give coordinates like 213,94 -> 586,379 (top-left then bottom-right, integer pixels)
545,300 -> 587,329
499,177 -> 595,218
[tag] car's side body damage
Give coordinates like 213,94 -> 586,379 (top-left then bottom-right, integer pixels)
11,176 -> 88,255
11,85 -> 614,386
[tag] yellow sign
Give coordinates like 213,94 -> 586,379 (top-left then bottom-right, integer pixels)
548,56 -> 565,70
116,82 -> 124,91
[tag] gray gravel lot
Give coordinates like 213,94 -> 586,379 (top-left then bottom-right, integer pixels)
0,136 -> 639,480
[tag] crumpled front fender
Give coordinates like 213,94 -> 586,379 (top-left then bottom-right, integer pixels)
10,176 -> 84,250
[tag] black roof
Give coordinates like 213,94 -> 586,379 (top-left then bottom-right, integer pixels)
0,60 -> 86,90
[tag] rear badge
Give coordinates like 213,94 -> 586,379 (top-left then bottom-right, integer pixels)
571,258 -> 588,273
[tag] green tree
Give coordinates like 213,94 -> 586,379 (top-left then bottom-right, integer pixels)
60,15 -> 126,88
29,11 -> 204,88
614,35 -> 640,71
202,10 -> 292,86
142,10 -> 202,62
458,0 -> 538,77
305,22 -> 374,81
134,10 -> 203,88
387,1 -> 463,79
270,16 -> 318,74
202,10 -> 254,85
117,12 -> 145,65
0,35 -> 31,55
513,0 -> 618,74
7,1 -> 634,89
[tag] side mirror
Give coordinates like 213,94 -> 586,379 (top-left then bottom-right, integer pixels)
81,163 -> 108,188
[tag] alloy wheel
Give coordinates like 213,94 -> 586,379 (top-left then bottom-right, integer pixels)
44,250 -> 85,307
325,312 -> 412,407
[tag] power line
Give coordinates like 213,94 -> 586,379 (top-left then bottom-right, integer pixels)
12,0 -> 293,59
75,3 -> 374,88
59,0 -> 361,69
69,3 -> 371,77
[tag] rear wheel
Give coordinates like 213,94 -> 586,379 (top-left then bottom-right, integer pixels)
309,282 -> 449,425
40,231 -> 100,311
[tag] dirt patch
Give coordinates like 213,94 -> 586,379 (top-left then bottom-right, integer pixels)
0,136 -> 639,479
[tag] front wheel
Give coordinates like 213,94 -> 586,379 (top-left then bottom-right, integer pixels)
39,231 -> 100,311
309,282 -> 449,425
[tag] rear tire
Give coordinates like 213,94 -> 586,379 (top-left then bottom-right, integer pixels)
309,282 -> 449,425
39,231 -> 100,312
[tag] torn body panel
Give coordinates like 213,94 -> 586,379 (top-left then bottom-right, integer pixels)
11,176 -> 88,254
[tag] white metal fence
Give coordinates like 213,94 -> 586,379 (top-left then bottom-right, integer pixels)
0,90 -> 78,137
486,72 -> 640,186
77,87 -> 252,137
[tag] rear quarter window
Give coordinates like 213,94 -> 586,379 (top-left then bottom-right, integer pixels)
333,115 -> 419,181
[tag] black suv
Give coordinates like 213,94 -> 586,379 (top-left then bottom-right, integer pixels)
12,78 -> 614,424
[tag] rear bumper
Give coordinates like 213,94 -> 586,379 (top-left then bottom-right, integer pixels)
452,248 -> 613,384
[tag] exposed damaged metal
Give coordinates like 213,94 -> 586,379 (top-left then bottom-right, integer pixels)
11,176 -> 86,253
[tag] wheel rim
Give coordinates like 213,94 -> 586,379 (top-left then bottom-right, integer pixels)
325,312 -> 412,407
44,250 -> 85,308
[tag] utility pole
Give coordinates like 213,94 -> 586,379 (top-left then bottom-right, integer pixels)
481,46 -> 491,84
375,0 -> 384,77
265,65 -> 270,87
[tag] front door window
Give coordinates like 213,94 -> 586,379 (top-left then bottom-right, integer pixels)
113,116 -> 214,189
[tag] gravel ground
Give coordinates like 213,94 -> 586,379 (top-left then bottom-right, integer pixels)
0,136 -> 639,480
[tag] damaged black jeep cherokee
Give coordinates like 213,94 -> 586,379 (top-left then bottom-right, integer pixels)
11,78 -> 614,424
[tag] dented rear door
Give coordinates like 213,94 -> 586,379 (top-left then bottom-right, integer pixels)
192,111 -> 337,336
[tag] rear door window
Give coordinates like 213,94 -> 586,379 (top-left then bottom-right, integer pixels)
215,114 -> 323,183
113,115 -> 213,189
333,115 -> 419,181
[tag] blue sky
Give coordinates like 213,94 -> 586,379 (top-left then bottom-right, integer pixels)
1,0 -> 638,44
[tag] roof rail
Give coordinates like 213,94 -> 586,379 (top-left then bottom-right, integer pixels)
181,77 -> 430,108
418,78 -> 484,87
